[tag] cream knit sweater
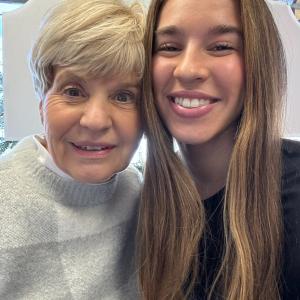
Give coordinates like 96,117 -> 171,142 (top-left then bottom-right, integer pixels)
0,136 -> 141,300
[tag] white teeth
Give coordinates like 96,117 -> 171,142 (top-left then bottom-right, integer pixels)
175,97 -> 181,105
174,97 -> 211,108
182,98 -> 190,108
191,99 -> 200,108
79,145 -> 104,151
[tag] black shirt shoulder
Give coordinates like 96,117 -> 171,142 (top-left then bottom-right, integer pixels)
282,139 -> 300,183
282,139 -> 300,214
281,139 -> 300,299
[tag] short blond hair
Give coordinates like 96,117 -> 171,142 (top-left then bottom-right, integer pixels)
29,0 -> 145,100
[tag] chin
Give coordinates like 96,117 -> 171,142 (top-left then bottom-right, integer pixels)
66,170 -> 113,184
173,134 -> 208,146
80,175 -> 114,184
66,163 -> 127,184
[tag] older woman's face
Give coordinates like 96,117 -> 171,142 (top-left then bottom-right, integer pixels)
39,67 -> 141,183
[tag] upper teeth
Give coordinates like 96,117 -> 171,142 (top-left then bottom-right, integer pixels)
79,145 -> 104,151
174,97 -> 211,108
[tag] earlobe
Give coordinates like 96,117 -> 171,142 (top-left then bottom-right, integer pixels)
39,101 -> 44,125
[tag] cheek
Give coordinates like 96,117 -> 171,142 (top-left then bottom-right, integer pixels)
219,57 -> 245,94
152,57 -> 172,92
43,104 -> 78,138
119,112 -> 141,142
132,117 -> 142,140
43,112 -> 62,138
223,59 -> 245,117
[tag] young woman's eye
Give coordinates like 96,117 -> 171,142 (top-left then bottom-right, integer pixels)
212,43 -> 234,51
156,42 -> 179,52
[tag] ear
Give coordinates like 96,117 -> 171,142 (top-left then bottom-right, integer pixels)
39,101 -> 44,125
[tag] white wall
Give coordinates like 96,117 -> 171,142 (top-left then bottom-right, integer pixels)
3,0 -> 61,140
267,0 -> 300,137
2,0 -> 300,140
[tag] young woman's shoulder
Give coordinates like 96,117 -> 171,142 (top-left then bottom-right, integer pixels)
281,138 -> 300,217
282,138 -> 300,168
281,139 -> 300,298
282,139 -> 300,193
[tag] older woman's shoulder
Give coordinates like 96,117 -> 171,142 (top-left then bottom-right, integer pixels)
0,135 -> 36,170
117,164 -> 143,190
0,136 -> 36,158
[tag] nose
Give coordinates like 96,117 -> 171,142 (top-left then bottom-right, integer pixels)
79,97 -> 112,132
173,45 -> 209,84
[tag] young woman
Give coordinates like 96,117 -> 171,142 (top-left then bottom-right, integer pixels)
138,0 -> 300,299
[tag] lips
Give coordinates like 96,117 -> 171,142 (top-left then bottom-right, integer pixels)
71,142 -> 115,152
171,96 -> 218,109
167,92 -> 219,118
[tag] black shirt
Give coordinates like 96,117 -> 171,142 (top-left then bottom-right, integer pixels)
193,139 -> 300,299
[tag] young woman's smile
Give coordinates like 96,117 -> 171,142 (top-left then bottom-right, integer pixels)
167,89 -> 220,118
152,0 -> 245,146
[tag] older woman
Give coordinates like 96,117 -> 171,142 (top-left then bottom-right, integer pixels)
0,0 -> 144,299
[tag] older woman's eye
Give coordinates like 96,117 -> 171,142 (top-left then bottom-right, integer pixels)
63,87 -> 83,97
114,91 -> 136,103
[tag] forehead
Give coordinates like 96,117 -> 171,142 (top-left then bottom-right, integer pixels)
53,66 -> 140,85
157,0 -> 241,31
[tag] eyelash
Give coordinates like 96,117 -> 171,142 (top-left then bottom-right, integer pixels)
114,91 -> 136,103
156,42 -> 179,52
59,84 -> 137,105
156,42 -> 235,54
212,43 -> 234,51
63,86 -> 85,98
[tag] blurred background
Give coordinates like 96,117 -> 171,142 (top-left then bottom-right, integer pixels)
0,0 -> 299,171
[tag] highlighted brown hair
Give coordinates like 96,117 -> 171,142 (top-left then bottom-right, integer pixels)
138,0 -> 286,299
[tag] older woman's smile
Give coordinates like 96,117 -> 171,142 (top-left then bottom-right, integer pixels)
40,68 -> 142,183
70,141 -> 116,158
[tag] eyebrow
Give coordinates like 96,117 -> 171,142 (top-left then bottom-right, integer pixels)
53,70 -> 86,85
115,82 -> 140,92
209,24 -> 242,38
155,25 -> 180,37
155,24 -> 243,38
121,83 -> 139,88
54,68 -> 140,90
110,81 -> 141,92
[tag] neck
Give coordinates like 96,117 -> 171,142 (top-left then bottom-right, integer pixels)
12,136 -> 120,207
180,128 -> 236,200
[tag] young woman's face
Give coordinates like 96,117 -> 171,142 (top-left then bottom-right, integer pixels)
152,0 -> 244,146
40,67 -> 141,183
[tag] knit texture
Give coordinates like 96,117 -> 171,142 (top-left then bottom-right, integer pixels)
0,136 -> 142,300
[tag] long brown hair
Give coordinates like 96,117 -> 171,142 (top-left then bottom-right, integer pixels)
138,0 -> 287,299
